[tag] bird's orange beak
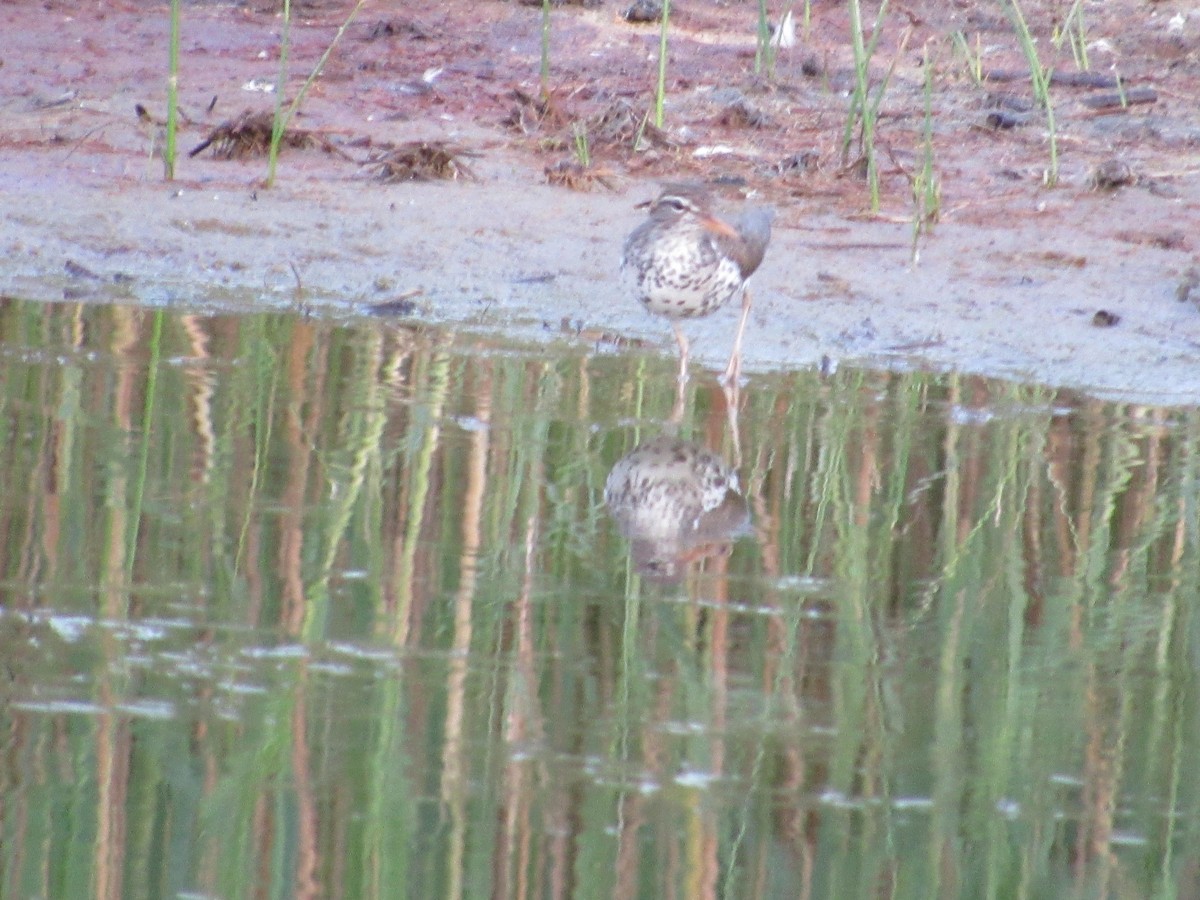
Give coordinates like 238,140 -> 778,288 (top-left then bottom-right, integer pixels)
701,214 -> 738,238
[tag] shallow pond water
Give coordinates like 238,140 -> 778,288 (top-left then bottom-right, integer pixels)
1,297 -> 1198,899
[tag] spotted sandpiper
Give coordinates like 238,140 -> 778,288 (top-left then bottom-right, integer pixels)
620,183 -> 773,384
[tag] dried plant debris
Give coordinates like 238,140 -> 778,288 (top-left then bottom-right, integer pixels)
586,99 -> 673,150
62,258 -> 134,300
1115,229 -> 1189,251
135,103 -> 164,127
363,18 -> 434,40
65,259 -> 103,280
508,93 -> 672,155
1090,158 -> 1136,190
504,88 -> 570,134
365,140 -> 479,182
544,159 -> 616,191
777,150 -> 820,175
1177,266 -> 1200,307
715,94 -> 769,129
137,101 -> 211,130
558,318 -> 650,349
189,110 -> 320,159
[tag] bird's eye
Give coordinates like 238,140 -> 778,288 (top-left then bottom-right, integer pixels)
660,197 -> 687,212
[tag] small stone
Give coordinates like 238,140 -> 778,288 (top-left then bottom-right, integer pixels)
623,0 -> 662,22
1090,159 -> 1135,190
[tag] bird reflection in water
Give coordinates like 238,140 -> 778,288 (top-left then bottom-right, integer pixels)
604,435 -> 750,582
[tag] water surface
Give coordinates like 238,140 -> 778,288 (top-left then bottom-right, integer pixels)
1,298 -> 1197,899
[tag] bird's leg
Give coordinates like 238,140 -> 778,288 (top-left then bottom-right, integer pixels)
673,322 -> 690,387
721,287 -> 752,386
722,376 -> 743,469
671,375 -> 687,425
